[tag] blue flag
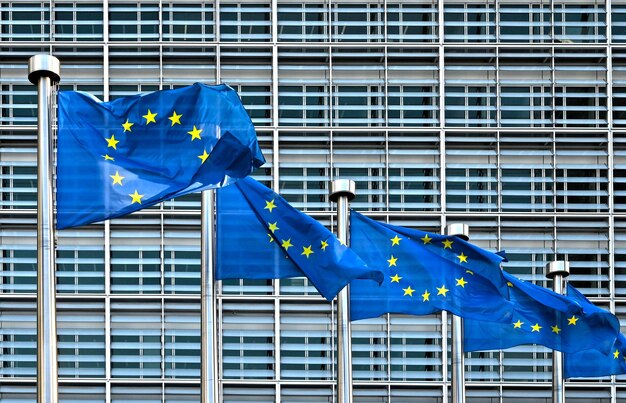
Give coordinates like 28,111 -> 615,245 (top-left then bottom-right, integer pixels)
464,273 -> 620,354
57,83 -> 265,229
349,211 -> 512,322
215,177 -> 384,301
564,284 -> 625,378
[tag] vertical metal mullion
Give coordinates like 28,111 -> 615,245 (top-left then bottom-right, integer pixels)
161,297 -> 166,401
104,220 -> 112,401
607,1 -> 617,396
48,0 -> 53,41
271,0 -> 282,384
215,7 -> 222,399
383,0 -> 387,43
384,45 -> 389,211
495,46 -> 500,130
271,3 -> 282,389
329,45 -> 335,131
438,2 -> 447,398
215,0 -> 221,44
158,0 -> 163,44
329,45 -> 335,183
102,5 -> 111,397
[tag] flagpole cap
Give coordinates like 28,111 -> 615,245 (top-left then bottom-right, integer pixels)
28,54 -> 60,85
546,261 -> 570,279
330,179 -> 356,202
445,223 -> 469,241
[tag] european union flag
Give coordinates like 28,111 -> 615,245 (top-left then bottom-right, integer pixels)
464,273 -> 620,354
349,212 -> 511,322
215,177 -> 384,301
57,83 -> 265,229
564,284 -> 625,378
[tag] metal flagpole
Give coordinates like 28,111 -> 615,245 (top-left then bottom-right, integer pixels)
28,54 -> 61,403
445,223 -> 469,403
201,190 -> 219,403
330,179 -> 356,403
546,260 -> 569,403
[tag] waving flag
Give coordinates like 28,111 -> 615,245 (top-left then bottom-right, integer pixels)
57,83 -> 265,229
565,284 -> 624,378
349,212 -> 511,322
216,177 -> 384,301
464,274 -> 620,354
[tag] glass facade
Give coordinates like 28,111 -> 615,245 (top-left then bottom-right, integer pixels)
0,0 -> 625,401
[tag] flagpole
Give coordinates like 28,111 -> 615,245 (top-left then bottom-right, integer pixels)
28,54 -> 61,403
445,223 -> 469,403
330,179 -> 356,403
546,260 -> 570,403
201,189 -> 219,403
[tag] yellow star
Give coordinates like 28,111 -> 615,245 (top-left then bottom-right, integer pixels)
267,234 -> 274,243
102,154 -> 114,161
614,349 -> 620,359
567,315 -> 579,326
390,235 -> 402,246
403,286 -> 415,297
142,109 -> 157,124
188,125 -> 202,141
456,277 -> 467,288
321,240 -> 329,251
281,239 -> 293,251
465,270 -> 474,275
339,239 -> 347,246
168,111 -> 182,126
198,150 -> 209,164
513,320 -> 524,329
457,253 -> 468,263
268,222 -> 279,233
105,134 -> 119,149
422,290 -> 430,301
442,239 -> 453,249
531,323 -> 542,332
507,282 -> 514,287
390,274 -> 402,283
264,199 -> 277,212
387,255 -> 398,267
122,119 -> 134,132
302,245 -> 314,258
129,190 -> 144,204
437,285 -> 449,296
110,171 -> 125,186
551,325 -> 561,334
421,234 -> 432,244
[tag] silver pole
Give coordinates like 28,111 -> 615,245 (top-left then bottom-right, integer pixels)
28,54 -> 61,403
201,190 -> 219,403
330,179 -> 356,403
546,261 -> 570,403
445,223 -> 469,403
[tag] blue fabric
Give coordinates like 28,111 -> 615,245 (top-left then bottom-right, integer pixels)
349,211 -> 511,322
215,177 -> 384,301
564,284 -> 625,378
464,274 -> 620,354
57,83 -> 265,229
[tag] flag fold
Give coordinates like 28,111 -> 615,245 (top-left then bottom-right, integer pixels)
464,273 -> 620,354
564,284 -> 625,378
216,177 -> 384,301
57,83 -> 265,229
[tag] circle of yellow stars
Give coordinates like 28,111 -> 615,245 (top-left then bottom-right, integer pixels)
102,107 -> 210,206
386,231 -> 469,304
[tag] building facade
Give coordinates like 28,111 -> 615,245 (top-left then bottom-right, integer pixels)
1,0 -> 625,401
